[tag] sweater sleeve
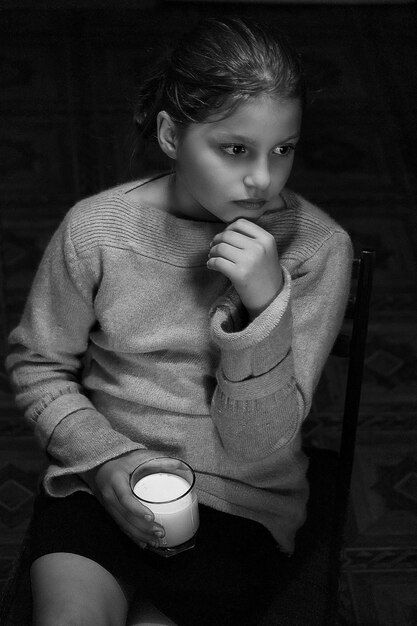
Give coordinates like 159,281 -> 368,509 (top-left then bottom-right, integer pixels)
5,210 -> 145,479
209,230 -> 353,461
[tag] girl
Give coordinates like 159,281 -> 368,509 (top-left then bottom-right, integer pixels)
6,16 -> 352,626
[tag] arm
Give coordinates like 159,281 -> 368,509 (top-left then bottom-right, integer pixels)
208,223 -> 352,461
6,212 -> 165,546
6,213 -> 141,473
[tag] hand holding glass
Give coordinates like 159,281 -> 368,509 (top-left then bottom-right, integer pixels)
130,457 -> 199,557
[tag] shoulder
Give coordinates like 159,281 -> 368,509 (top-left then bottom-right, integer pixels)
282,189 -> 350,241
263,189 -> 352,265
62,180 -> 153,255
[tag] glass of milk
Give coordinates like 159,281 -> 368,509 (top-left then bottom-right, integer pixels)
130,457 -> 199,557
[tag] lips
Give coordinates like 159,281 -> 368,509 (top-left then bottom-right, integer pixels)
233,199 -> 267,210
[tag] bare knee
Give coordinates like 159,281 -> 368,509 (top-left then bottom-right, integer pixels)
34,599 -> 114,626
31,553 -> 128,626
127,598 -> 178,626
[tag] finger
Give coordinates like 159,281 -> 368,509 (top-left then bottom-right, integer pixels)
98,476 -> 157,538
209,242 -> 241,264
207,256 -> 238,279
108,502 -> 162,548
110,476 -> 167,543
117,495 -> 160,533
210,230 -> 248,249
226,221 -> 278,262
226,218 -> 270,240
110,469 -> 151,516
102,490 -> 163,543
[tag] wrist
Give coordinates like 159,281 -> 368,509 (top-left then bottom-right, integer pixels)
78,467 -> 98,489
246,274 -> 284,322
247,302 -> 271,323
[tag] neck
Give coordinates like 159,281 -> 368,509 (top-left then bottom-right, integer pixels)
167,172 -> 219,222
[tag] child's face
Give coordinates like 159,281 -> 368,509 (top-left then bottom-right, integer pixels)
173,95 -> 302,223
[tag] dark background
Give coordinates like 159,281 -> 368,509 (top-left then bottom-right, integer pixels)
1,1 -> 416,623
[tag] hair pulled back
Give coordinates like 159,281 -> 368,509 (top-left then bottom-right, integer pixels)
134,17 -> 305,142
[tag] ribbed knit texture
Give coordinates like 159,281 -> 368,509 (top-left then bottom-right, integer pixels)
6,180 -> 352,553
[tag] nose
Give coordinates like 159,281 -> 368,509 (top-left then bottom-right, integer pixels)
243,157 -> 271,192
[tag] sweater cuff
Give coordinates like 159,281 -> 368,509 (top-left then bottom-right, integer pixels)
35,394 -> 138,465
210,267 -> 292,381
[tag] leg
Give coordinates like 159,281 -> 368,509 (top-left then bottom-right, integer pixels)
142,505 -> 282,626
31,552 -> 129,626
127,599 -> 178,626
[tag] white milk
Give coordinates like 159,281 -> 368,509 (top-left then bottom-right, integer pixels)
133,473 -> 199,547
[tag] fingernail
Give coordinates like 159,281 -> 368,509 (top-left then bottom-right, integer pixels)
144,514 -> 153,522
154,530 -> 164,538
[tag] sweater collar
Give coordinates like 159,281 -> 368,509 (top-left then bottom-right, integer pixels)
116,179 -> 293,267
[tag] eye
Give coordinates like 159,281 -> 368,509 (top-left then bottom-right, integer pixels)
273,145 -> 295,157
221,144 -> 247,156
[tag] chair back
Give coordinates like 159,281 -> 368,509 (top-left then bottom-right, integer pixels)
333,249 -> 375,528
258,249 -> 375,626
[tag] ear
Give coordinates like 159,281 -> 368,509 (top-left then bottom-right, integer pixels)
157,111 -> 179,160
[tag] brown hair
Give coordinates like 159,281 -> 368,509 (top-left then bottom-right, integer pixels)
134,16 -> 305,143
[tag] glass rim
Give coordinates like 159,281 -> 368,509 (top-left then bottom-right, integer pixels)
129,456 -> 196,504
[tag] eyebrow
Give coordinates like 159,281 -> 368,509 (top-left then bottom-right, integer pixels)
213,133 -> 300,144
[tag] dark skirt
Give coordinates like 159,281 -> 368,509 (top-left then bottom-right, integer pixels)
30,490 -> 289,625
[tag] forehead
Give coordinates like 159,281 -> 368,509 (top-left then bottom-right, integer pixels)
189,96 -> 302,141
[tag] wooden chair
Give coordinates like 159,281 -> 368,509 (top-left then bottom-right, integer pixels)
259,248 -> 375,625
0,250 -> 375,626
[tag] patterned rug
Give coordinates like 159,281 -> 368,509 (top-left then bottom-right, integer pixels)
1,2 -> 416,624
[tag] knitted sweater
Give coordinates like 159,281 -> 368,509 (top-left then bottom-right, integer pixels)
6,181 -> 352,554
